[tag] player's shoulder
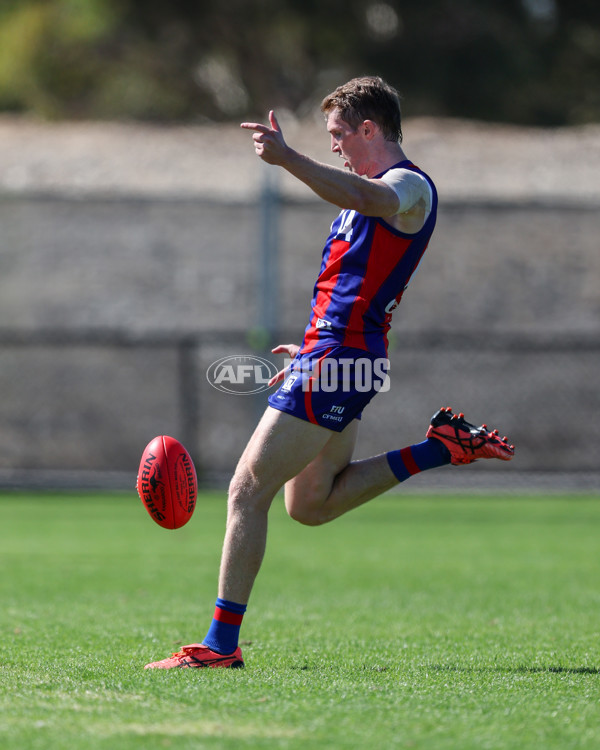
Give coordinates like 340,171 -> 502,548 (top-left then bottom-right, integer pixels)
378,167 -> 433,209
380,166 -> 430,188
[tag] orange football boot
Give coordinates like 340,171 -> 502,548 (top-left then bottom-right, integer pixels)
144,643 -> 244,669
426,407 -> 514,465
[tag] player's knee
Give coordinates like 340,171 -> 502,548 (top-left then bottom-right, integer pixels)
227,471 -> 258,510
287,506 -> 322,526
285,477 -> 333,526
286,498 -> 328,527
227,466 -> 273,515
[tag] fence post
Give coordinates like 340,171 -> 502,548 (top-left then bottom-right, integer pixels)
177,337 -> 201,468
258,166 -> 280,345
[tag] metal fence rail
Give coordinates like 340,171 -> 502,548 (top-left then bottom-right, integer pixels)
0,328 -> 597,490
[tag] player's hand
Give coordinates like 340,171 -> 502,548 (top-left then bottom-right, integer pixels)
268,343 -> 300,387
240,111 -> 290,165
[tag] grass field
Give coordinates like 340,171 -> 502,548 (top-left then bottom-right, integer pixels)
0,490 -> 599,750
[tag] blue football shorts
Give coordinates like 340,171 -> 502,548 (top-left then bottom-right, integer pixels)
267,345 -> 390,432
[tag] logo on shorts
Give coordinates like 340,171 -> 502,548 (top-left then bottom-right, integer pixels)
322,405 -> 345,423
280,373 -> 299,393
206,355 -> 278,395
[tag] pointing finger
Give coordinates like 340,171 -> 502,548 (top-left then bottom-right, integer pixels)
240,122 -> 271,133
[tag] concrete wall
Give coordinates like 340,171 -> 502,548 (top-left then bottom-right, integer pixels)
0,193 -> 598,485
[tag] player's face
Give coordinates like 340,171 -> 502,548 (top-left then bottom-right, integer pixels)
326,109 -> 370,175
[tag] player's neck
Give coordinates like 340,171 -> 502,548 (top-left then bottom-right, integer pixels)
366,143 -> 408,178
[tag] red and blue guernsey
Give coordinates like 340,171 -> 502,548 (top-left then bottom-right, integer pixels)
300,160 -> 437,359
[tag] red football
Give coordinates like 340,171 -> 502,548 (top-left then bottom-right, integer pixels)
136,436 -> 197,529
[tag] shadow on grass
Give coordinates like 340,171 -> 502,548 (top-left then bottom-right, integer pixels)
527,666 -> 599,675
287,662 -> 599,675
429,664 -> 600,676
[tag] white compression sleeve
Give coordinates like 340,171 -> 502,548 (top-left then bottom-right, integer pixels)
379,168 -> 432,218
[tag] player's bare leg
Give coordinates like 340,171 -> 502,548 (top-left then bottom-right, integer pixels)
146,405 -> 514,668
145,408 -> 334,669
284,420 -> 398,526
285,408 -> 514,527
217,407 -> 334,604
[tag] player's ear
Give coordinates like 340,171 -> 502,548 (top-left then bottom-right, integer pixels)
362,119 -> 378,140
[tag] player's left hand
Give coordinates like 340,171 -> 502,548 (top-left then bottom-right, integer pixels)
240,111 -> 290,165
268,343 -> 300,387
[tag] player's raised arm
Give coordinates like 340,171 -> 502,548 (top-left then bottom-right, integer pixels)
241,111 -> 401,217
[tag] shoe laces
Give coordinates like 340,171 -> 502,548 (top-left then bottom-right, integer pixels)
172,644 -> 206,659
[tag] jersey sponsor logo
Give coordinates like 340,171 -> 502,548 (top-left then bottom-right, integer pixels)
385,297 -> 400,314
316,318 -> 333,330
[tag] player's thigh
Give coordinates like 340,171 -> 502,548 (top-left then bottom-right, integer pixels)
232,406 -> 334,501
284,418 -> 359,516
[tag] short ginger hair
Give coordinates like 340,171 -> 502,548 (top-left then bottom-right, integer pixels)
321,76 -> 403,143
